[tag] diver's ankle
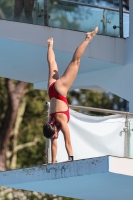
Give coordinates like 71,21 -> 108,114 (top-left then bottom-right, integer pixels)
85,26 -> 98,42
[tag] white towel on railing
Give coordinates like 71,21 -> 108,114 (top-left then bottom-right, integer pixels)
56,109 -> 131,162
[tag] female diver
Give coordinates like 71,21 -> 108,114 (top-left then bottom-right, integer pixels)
43,27 -> 98,163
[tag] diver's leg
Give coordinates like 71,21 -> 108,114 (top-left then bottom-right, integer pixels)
56,27 -> 98,96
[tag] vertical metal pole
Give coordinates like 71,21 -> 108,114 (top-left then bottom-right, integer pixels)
124,115 -> 129,157
119,0 -> 123,38
33,0 -> 37,24
37,1 -> 39,25
45,102 -> 52,163
103,10 -> 106,35
44,0 -> 49,26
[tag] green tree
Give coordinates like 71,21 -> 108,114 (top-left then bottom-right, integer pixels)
48,0 -> 80,30
0,186 -> 78,200
0,0 -> 14,20
15,87 -> 49,168
68,89 -> 128,115
0,78 -> 28,171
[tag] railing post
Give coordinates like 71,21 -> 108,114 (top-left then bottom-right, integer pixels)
44,0 -> 49,26
119,0 -> 123,38
124,115 -> 129,157
103,10 -> 106,35
45,102 -> 52,163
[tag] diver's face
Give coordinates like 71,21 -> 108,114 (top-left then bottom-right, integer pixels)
51,126 -> 59,139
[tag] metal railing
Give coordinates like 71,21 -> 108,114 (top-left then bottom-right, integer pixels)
45,102 -> 133,163
57,0 -> 129,13
69,105 -> 133,117
0,0 -> 129,38
45,102 -> 51,164
54,0 -> 129,38
37,0 -> 129,38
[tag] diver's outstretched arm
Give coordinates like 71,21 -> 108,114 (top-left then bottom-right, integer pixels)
47,38 -> 59,87
51,138 -> 57,163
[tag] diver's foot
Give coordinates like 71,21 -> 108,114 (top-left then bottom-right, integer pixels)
47,37 -> 53,47
85,27 -> 98,42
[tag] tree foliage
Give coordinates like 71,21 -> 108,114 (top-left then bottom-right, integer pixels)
68,89 -> 128,115
0,0 -> 14,20
0,79 -> 28,171
0,186 -> 78,200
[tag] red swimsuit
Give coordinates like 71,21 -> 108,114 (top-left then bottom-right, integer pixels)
48,82 -> 70,122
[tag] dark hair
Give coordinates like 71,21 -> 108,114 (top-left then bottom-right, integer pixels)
43,122 -> 55,138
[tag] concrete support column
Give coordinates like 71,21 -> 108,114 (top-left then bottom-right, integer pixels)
129,1 -> 133,36
129,98 -> 133,113
126,1 -> 133,114
126,1 -> 133,63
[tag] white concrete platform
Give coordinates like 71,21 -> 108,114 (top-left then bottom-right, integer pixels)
0,156 -> 133,200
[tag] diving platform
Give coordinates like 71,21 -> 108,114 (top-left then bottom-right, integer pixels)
0,156 -> 133,200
